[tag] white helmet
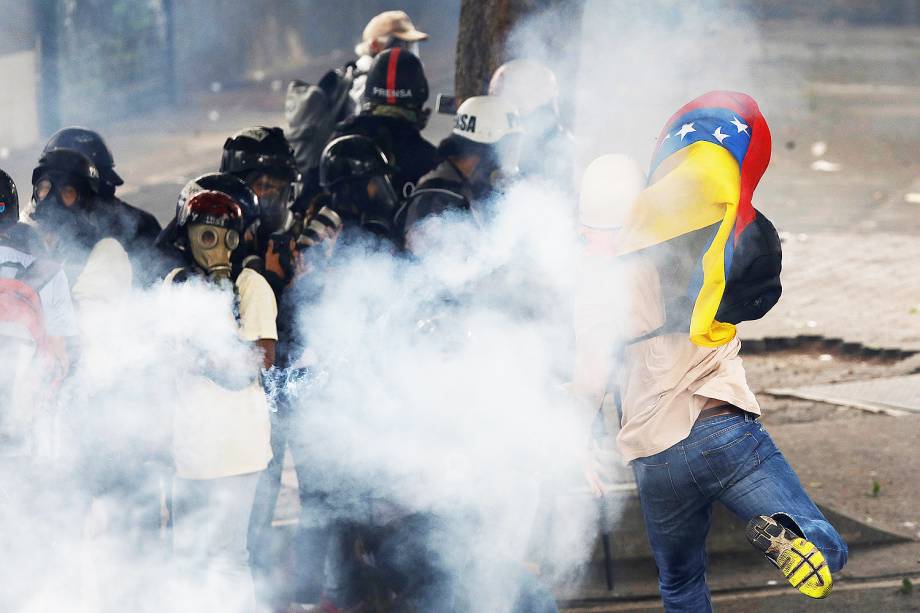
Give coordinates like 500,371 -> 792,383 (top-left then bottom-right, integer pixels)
578,154 -> 645,229
452,95 -> 523,145
488,59 -> 558,117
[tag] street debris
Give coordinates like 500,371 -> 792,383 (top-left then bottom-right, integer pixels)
811,159 -> 841,172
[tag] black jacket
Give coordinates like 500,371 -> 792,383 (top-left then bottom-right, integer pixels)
396,160 -> 475,238
96,196 -> 163,286
332,113 -> 439,199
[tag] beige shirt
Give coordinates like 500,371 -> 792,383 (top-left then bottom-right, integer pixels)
573,252 -> 759,463
165,267 -> 277,479
616,255 -> 760,462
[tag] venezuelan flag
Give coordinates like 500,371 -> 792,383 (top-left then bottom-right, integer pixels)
616,91 -> 772,347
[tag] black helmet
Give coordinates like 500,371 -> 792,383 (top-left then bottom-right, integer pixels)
42,127 -> 122,196
362,48 -> 429,111
0,169 -> 18,229
220,126 -> 298,182
29,149 -> 103,248
319,135 -> 391,189
176,173 -> 256,233
31,149 -> 101,196
319,136 -> 400,238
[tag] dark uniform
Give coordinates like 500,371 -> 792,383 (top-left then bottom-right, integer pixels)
396,159 -> 474,235
332,113 -> 437,200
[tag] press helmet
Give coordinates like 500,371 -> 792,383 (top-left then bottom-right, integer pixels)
488,59 -> 558,117
451,95 -> 523,145
362,48 -> 429,111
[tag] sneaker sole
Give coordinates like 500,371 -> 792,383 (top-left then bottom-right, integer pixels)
746,515 -> 833,599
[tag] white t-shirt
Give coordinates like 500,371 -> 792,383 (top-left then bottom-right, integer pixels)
165,267 -> 277,480
0,244 -> 78,339
71,237 -> 133,308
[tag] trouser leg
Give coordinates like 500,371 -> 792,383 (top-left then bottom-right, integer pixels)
717,423 -> 848,572
633,452 -> 713,613
173,472 -> 262,613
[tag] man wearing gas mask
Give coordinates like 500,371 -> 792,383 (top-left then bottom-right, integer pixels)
221,125 -> 333,605
318,135 -> 403,248
27,147 -> 133,307
397,95 -> 523,253
220,126 -> 302,294
37,127 -> 162,285
164,172 -> 277,612
332,48 -> 438,201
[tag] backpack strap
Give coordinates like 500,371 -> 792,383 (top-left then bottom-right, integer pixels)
625,319 -> 689,346
16,258 -> 61,294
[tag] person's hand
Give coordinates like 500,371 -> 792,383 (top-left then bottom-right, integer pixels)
582,440 -> 608,498
265,235 -> 296,281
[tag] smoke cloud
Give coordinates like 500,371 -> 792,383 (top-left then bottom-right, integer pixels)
0,1 -> 788,611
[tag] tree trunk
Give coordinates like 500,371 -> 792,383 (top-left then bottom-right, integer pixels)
454,0 -> 585,103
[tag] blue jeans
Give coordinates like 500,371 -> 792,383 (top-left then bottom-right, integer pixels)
632,413 -> 848,612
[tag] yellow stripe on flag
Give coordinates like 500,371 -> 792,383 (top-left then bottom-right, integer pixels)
615,141 -> 742,347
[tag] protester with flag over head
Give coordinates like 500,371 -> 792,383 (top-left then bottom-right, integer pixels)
572,91 -> 847,611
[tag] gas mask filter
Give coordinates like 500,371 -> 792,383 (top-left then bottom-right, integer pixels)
188,222 -> 240,281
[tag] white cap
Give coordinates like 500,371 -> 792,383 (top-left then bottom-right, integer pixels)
578,154 -> 645,229
452,96 -> 523,145
488,59 -> 558,116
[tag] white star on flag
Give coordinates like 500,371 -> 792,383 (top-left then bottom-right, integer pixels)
663,132 -> 671,141
712,126 -> 729,143
676,122 -> 696,140
730,116 -> 749,134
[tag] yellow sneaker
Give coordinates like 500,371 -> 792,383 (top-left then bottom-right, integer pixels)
746,514 -> 833,599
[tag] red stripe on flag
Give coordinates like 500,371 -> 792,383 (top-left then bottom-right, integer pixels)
386,48 -> 401,105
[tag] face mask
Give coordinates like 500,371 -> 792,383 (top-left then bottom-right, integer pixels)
187,223 -> 240,280
248,172 -> 293,235
387,38 -> 420,58
31,174 -> 99,252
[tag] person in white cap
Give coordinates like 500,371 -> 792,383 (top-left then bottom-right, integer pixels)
350,10 -> 429,110
396,95 -> 523,252
488,59 -> 576,191
572,154 -> 645,421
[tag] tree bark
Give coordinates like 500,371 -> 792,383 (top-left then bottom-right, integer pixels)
454,0 -> 585,103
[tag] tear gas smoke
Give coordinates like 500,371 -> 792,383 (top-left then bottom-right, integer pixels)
0,1 -> 784,611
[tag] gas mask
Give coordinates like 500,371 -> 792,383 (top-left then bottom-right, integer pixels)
187,222 -> 240,281
30,172 -> 99,252
331,175 -> 400,237
247,172 -> 293,236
